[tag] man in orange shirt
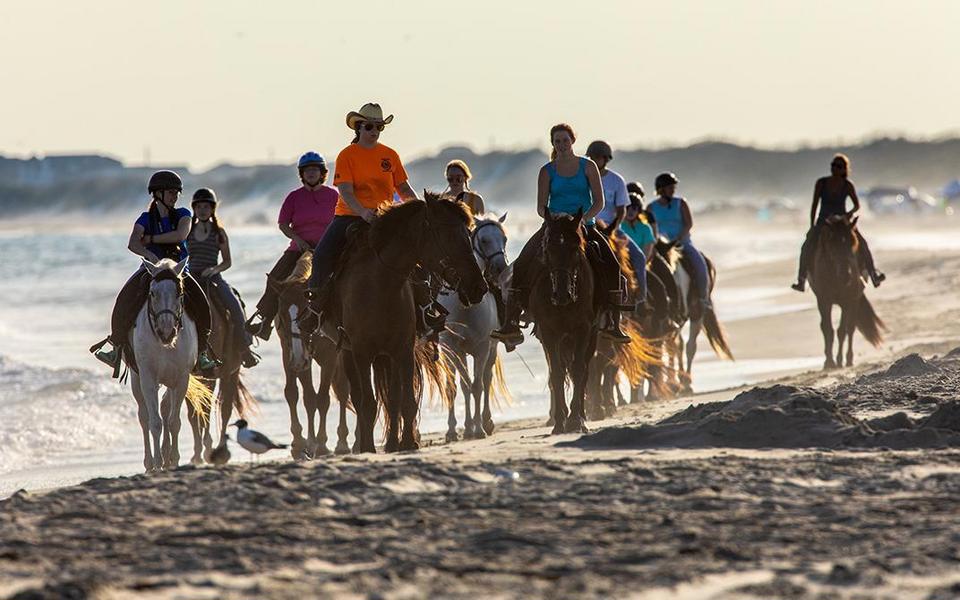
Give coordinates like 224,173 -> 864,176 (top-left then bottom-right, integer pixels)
307,103 -> 445,337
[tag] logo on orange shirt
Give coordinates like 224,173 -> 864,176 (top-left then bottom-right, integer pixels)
381,158 -> 392,172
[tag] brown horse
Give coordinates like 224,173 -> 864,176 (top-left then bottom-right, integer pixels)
809,216 -> 884,369
274,253 -> 351,458
527,208 -> 602,434
191,280 -> 258,465
331,193 -> 487,453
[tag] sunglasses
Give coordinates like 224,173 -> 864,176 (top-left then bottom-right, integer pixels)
831,162 -> 845,168
362,122 -> 385,132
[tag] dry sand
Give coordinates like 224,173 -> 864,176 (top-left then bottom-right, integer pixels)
3,236 -> 960,599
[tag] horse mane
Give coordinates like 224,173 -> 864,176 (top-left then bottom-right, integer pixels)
370,192 -> 473,250
282,252 -> 313,285
610,234 -> 638,294
543,213 -> 586,252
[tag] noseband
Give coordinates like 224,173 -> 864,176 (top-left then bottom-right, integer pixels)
542,227 -> 581,304
147,271 -> 184,341
471,221 -> 507,282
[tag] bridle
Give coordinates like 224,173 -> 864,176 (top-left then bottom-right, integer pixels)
470,220 -> 506,282
542,225 -> 582,305
147,272 -> 184,343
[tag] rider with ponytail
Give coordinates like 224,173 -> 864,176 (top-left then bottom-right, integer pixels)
91,170 -> 219,376
187,188 -> 260,368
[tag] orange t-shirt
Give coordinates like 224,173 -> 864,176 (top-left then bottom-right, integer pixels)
332,143 -> 409,216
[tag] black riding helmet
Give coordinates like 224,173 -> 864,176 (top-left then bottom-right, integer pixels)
626,181 -> 645,197
191,187 -> 218,206
654,172 -> 679,192
147,170 -> 183,193
585,140 -> 613,160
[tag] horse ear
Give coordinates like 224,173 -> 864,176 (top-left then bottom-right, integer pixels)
142,258 -> 159,278
544,205 -> 552,220
173,258 -> 188,278
423,189 -> 431,203
499,211 -> 508,223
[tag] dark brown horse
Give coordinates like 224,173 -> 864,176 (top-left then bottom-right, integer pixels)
192,280 -> 258,465
809,216 -> 884,368
527,208 -> 601,434
274,253 -> 351,458
331,193 -> 487,453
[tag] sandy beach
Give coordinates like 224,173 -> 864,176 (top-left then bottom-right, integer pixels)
3,217 -> 960,599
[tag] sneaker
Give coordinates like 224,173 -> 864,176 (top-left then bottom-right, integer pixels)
871,271 -> 886,288
94,346 -> 119,368
600,313 -> 631,343
198,350 -> 221,374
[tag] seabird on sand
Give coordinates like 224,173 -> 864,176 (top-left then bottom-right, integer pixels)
231,419 -> 287,462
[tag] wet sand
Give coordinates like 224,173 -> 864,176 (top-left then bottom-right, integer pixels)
4,227 -> 960,598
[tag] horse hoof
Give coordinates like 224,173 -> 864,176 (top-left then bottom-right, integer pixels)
545,417 -> 555,428
399,439 -> 420,452
482,419 -> 495,436
445,430 -> 460,443
473,427 -> 487,440
334,442 -> 351,455
564,417 -> 589,434
587,408 -> 605,421
385,440 -> 400,453
314,445 -> 331,457
550,424 -> 565,436
190,456 -> 204,466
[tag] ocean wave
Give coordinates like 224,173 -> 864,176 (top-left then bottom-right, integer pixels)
0,355 -> 135,475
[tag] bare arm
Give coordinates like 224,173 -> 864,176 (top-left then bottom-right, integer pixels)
279,222 -> 311,251
146,215 -> 191,244
536,166 -> 550,218
396,180 -> 418,201
584,160 -> 605,222
847,180 -> 860,216
611,205 -> 626,230
469,192 -> 485,215
337,182 -> 375,222
127,224 -> 159,263
810,179 -> 822,228
202,230 -> 232,277
679,199 -> 693,241
642,242 -> 655,262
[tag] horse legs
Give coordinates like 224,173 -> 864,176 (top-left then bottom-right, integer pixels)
470,352 -> 488,439
546,347 -> 568,435
836,306 -> 849,367
602,364 -> 618,417
461,367 -> 477,439
842,301 -> 857,367
684,319 -> 702,394
444,366 -> 459,443
398,351 -> 420,452
346,351 -> 377,454
382,357 -> 402,453
283,369 -> 307,460
565,333 -> 596,434
818,299 -> 837,369
186,390 -> 205,465
585,352 -> 604,422
164,379 -> 188,469
481,348 -> 496,436
159,389 -> 173,469
300,368 -> 320,459
313,359 -> 333,457
131,371 -> 158,473
332,366 -> 351,455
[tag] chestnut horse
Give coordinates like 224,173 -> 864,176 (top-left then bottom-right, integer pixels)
808,216 -> 884,368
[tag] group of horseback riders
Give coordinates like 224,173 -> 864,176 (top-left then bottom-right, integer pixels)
90,102 -> 885,377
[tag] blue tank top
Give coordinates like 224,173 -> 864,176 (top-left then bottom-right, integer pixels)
546,158 -> 594,223
135,206 -> 191,262
648,197 -> 687,242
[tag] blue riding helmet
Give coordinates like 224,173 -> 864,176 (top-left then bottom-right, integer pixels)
298,151 -> 326,170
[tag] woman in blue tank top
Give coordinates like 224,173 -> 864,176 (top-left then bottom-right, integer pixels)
791,154 -> 884,291
492,123 -> 632,347
649,172 -> 712,312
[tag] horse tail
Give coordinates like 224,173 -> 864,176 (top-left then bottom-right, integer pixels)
185,375 -> 215,423
613,319 -> 663,385
703,307 -> 734,361
857,295 -> 885,347
234,376 -> 260,419
373,356 -> 391,437
489,350 -> 512,409
414,339 -> 454,407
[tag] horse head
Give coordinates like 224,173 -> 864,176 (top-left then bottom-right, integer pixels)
272,252 -> 312,373
471,212 -> 509,285
421,192 -> 489,306
541,208 -> 586,306
818,215 -> 861,280
142,257 -> 187,347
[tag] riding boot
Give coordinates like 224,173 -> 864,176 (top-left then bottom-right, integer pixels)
599,291 -> 631,343
241,347 -> 261,368
870,270 -> 886,288
90,337 -> 123,378
491,288 -> 526,349
197,345 -> 220,375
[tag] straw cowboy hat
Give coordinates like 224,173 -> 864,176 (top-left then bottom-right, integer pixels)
346,103 -> 394,130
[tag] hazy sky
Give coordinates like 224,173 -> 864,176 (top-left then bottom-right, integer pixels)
2,0 -> 958,169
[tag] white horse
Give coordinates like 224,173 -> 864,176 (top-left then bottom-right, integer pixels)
129,258 -> 210,472
441,213 -> 509,441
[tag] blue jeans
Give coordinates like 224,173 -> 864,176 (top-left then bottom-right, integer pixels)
616,231 -> 648,300
201,273 -> 252,348
680,240 -> 709,301
309,215 -> 363,289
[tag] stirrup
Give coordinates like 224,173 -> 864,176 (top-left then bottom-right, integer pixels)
871,272 -> 886,288
242,348 -> 261,369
